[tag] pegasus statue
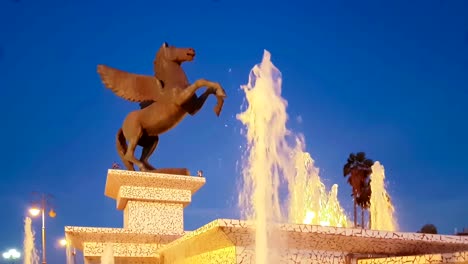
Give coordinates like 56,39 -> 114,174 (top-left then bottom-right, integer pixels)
97,42 -> 226,173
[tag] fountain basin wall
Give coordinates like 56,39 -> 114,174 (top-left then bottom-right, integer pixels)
65,170 -> 468,264
158,219 -> 468,264
358,251 -> 468,264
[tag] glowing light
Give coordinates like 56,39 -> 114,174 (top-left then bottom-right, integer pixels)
303,211 -> 316,224
29,208 -> 41,216
49,209 -> 57,218
59,239 -> 67,247
2,248 -> 21,259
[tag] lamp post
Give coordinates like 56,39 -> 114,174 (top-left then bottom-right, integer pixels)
2,249 -> 21,263
29,193 -> 56,264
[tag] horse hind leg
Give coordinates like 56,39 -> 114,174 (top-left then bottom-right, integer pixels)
120,154 -> 134,171
140,136 -> 159,170
116,128 -> 135,171
123,127 -> 149,172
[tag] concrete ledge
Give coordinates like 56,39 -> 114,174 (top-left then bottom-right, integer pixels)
105,169 -> 205,201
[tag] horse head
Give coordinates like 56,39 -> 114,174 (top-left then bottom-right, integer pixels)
155,42 -> 195,64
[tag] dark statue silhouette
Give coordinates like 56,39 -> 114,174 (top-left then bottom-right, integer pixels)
98,42 -> 226,174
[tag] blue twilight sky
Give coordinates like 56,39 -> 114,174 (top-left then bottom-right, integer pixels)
1,0 -> 467,262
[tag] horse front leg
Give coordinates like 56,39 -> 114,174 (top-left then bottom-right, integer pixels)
183,90 -> 211,116
176,79 -> 227,115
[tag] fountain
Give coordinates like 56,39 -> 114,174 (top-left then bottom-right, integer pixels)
236,50 -> 350,262
64,48 -> 468,263
289,140 -> 349,227
370,161 -> 398,231
23,217 -> 39,264
237,50 -> 290,263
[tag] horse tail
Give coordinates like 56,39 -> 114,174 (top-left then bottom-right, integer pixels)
116,128 -> 133,170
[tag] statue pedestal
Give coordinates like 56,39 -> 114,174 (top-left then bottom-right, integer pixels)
65,169 -> 205,263
105,169 -> 204,234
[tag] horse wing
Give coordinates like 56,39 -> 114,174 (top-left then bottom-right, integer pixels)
97,64 -> 164,102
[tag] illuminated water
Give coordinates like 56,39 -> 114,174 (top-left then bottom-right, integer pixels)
370,161 -> 398,231
23,217 -> 39,264
65,235 -> 75,264
237,50 -> 286,264
237,50 -> 348,263
289,139 -> 349,227
101,244 -> 115,264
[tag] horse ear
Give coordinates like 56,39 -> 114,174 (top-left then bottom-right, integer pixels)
162,42 -> 169,48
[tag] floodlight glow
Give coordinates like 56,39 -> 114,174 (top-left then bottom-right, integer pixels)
29,207 -> 41,216
2,248 -> 21,259
59,239 -> 67,247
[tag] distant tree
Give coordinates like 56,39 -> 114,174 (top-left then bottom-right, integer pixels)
356,180 -> 372,228
343,152 -> 374,228
418,224 -> 438,234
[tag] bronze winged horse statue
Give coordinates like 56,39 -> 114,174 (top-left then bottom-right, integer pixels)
97,42 -> 226,173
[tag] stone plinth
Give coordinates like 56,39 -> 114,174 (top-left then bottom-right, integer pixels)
105,169 -> 205,234
65,170 -> 204,263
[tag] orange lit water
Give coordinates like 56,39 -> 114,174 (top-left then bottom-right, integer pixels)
289,139 -> 349,227
370,161 -> 398,231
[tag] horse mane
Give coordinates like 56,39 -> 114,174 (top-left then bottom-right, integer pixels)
142,47 -> 166,110
153,44 -> 170,77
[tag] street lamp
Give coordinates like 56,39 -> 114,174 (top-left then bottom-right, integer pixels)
29,193 -> 56,264
2,249 -> 21,263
